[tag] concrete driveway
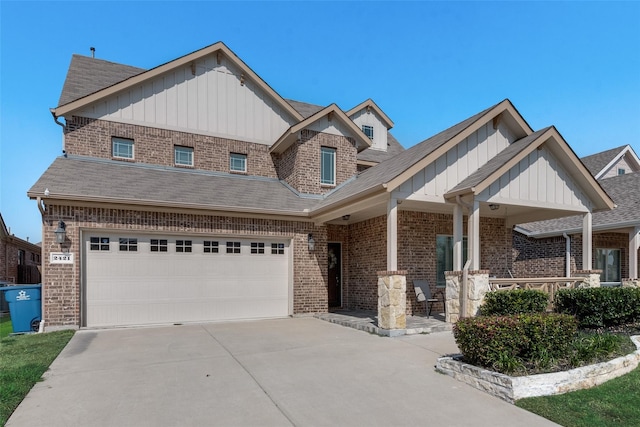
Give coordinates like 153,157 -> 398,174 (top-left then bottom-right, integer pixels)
7,317 -> 557,426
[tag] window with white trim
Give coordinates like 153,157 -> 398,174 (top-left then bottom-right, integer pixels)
176,240 -> 192,253
595,248 -> 621,284
112,137 -> 134,159
119,238 -> 138,252
362,125 -> 374,140
230,153 -> 247,172
271,243 -> 285,255
320,146 -> 336,185
250,242 -> 265,254
618,168 -> 626,175
226,241 -> 241,254
175,146 -> 194,166
204,241 -> 219,253
150,239 -> 168,252
90,237 -> 110,251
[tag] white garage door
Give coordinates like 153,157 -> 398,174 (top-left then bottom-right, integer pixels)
84,232 -> 291,327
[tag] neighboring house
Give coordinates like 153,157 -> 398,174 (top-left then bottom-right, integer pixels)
30,41 -> 614,329
515,144 -> 640,284
0,213 -> 42,285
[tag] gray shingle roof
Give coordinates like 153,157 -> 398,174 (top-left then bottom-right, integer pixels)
448,127 -> 552,193
580,145 -> 627,177
315,101 -> 502,210
58,55 -> 146,107
285,99 -> 324,119
518,172 -> 640,235
29,156 -> 319,215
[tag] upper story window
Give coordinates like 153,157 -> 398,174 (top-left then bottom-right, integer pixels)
230,153 -> 247,173
112,137 -> 134,159
362,125 -> 374,140
175,146 -> 194,166
618,168 -> 626,175
320,146 -> 336,186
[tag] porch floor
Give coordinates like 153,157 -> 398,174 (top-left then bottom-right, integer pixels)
314,309 -> 451,336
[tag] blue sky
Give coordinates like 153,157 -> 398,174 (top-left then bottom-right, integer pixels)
1,1 -> 639,242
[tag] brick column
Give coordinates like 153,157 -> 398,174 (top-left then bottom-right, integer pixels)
377,271 -> 407,331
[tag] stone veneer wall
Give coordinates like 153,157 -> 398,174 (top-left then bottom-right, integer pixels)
377,271 -> 406,330
41,204 -> 329,327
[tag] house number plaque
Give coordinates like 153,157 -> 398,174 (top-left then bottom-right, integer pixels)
50,252 -> 74,264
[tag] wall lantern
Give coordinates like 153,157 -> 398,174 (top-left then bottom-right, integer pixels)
307,233 -> 315,252
54,221 -> 66,244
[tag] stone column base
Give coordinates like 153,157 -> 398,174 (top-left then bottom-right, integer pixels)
445,270 -> 490,323
623,279 -> 640,288
575,270 -> 602,288
377,271 -> 407,330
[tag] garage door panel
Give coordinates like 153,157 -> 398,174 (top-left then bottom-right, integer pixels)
85,234 -> 290,327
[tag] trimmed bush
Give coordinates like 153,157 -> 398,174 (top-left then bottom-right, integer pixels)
554,287 -> 640,328
479,289 -> 549,316
453,313 -> 578,373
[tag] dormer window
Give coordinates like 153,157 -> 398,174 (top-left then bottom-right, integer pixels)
320,146 -> 336,186
618,168 -> 626,175
112,137 -> 134,159
362,125 -> 374,140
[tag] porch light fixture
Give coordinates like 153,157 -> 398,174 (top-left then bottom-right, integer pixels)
307,233 -> 315,252
54,221 -> 66,244
342,215 -> 351,221
489,204 -> 500,211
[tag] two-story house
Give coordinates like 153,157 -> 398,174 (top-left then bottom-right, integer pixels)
30,42 -> 614,329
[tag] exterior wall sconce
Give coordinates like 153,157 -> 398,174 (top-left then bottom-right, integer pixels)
54,221 -> 66,244
489,204 -> 500,211
307,233 -> 315,252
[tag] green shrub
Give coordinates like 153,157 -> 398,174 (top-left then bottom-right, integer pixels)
453,313 -> 578,374
479,290 -> 549,315
554,287 -> 640,328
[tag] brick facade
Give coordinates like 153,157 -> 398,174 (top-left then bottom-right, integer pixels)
274,129 -> 357,195
0,233 -> 41,284
41,204 -> 329,327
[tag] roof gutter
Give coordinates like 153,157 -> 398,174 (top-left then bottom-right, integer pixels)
50,110 -> 66,153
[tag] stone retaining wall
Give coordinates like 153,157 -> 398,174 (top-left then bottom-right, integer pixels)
436,335 -> 640,403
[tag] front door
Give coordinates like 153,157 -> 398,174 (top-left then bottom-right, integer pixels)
328,243 -> 342,308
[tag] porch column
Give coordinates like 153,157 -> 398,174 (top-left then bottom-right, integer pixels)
582,213 -> 593,270
453,204 -> 463,271
387,198 -> 398,271
468,199 -> 480,270
630,227 -> 640,279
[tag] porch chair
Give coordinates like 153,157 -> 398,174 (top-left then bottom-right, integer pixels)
413,280 -> 444,317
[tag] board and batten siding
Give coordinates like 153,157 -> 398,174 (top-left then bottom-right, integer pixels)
306,116 -> 355,139
601,156 -> 635,179
349,108 -> 388,151
397,121 -> 515,202
478,145 -> 591,211
75,53 -> 296,145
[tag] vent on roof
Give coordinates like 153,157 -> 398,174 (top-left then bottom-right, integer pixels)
90,47 -> 95,58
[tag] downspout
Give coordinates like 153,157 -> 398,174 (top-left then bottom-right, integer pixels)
563,233 -> 571,277
51,111 -> 66,153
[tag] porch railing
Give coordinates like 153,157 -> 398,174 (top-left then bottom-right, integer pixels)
489,277 -> 583,310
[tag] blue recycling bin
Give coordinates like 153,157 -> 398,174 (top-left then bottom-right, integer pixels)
0,284 -> 42,333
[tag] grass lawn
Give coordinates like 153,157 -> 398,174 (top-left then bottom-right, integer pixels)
0,317 -> 11,339
516,366 -> 640,427
0,330 -> 74,426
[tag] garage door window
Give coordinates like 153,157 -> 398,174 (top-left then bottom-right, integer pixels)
90,237 -> 110,251
271,243 -> 285,255
119,238 -> 138,252
226,242 -> 241,254
251,242 -> 265,254
204,241 -> 219,253
176,240 -> 192,253
150,239 -> 168,252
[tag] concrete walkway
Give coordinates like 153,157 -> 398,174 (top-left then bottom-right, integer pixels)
7,317 -> 557,427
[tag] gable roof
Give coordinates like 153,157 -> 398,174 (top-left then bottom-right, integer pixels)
28,156 -> 318,216
58,55 -> 145,107
313,99 -> 532,214
346,99 -> 394,129
52,42 -> 304,122
517,172 -> 640,237
445,126 -> 614,211
269,104 -> 372,154
581,144 -> 640,179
